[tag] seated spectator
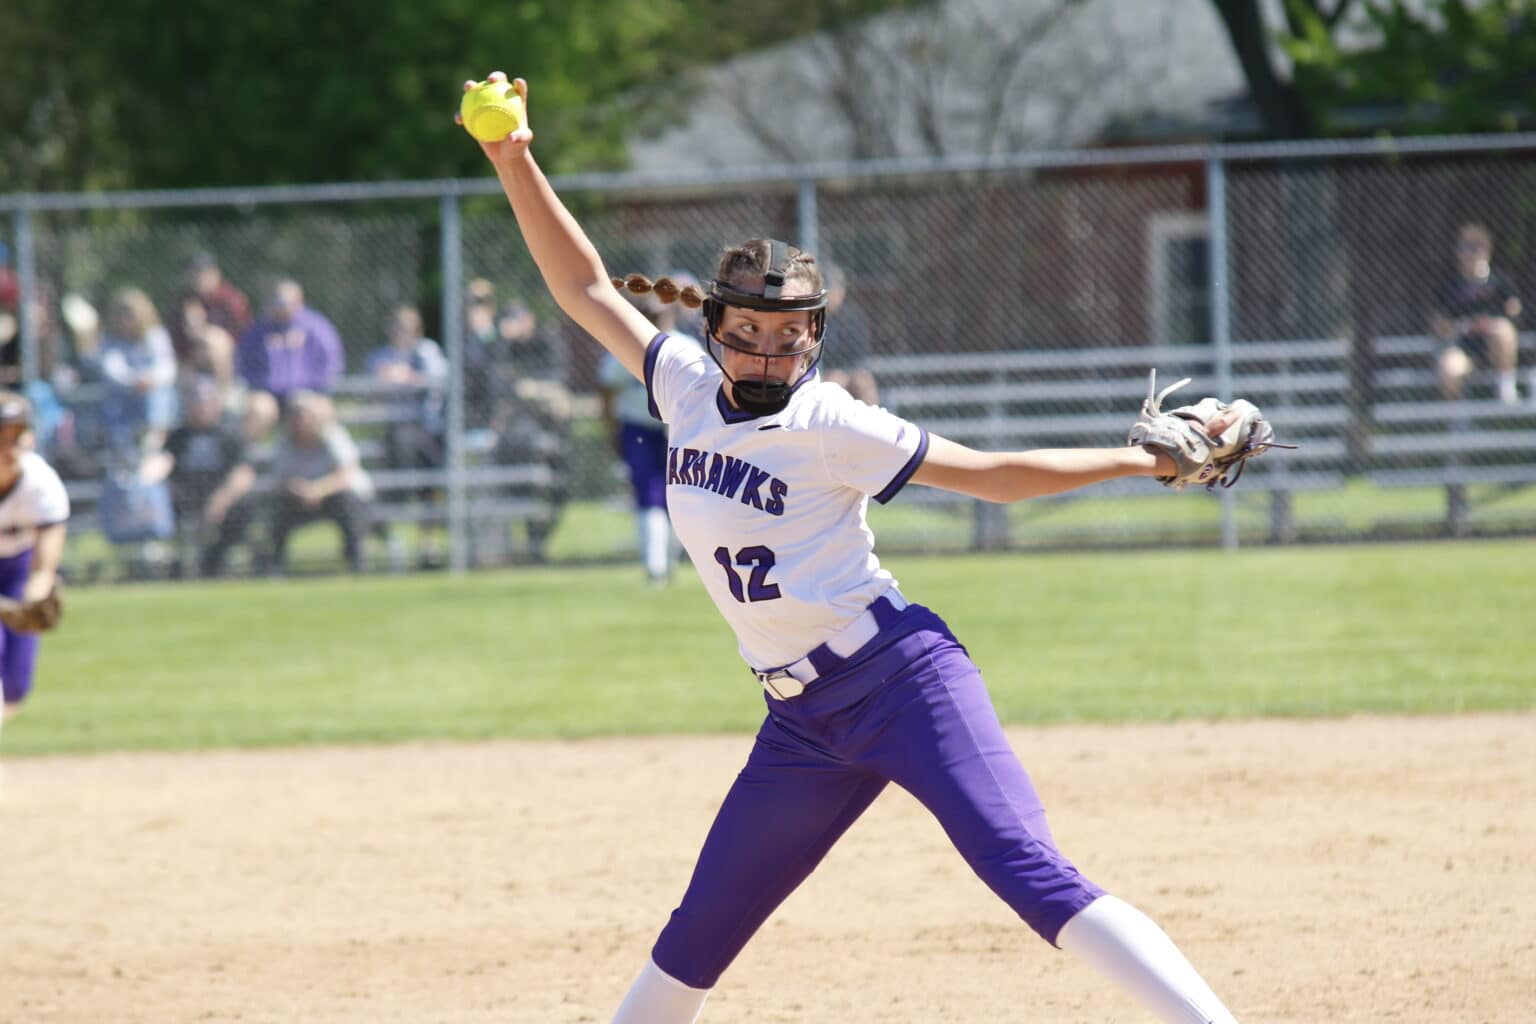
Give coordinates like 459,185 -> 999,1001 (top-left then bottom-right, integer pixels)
462,280 -> 502,433
366,303 -> 448,466
58,291 -> 103,378
98,287 -> 178,454
142,378 -> 258,578
366,304 -> 449,566
463,298 -> 570,561
175,294 -> 240,414
0,282 -> 70,462
236,278 -> 344,441
0,244 -> 19,389
266,391 -> 373,575
818,264 -> 879,405
0,240 -> 22,388
181,250 -> 253,341
171,253 -> 245,403
0,241 -> 17,320
97,445 -> 176,557
1428,222 -> 1528,403
465,298 -> 571,430
33,290 -> 106,478
465,277 -> 500,349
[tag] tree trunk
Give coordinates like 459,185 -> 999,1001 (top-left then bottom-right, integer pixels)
1210,0 -> 1318,139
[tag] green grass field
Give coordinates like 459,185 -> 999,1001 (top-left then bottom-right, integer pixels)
60,476 -> 1536,578
7,539 -> 1531,757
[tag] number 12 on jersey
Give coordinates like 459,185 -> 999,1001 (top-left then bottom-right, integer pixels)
713,545 -> 781,602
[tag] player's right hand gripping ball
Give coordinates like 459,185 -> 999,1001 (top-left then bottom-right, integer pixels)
460,78 -> 525,142
1127,369 -> 1292,490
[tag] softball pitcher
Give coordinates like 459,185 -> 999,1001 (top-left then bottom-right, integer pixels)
0,391 -> 70,738
466,72 -> 1262,1024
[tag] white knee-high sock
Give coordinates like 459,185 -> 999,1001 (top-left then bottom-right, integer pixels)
641,507 -> 672,580
1056,894 -> 1239,1024
611,958 -> 710,1023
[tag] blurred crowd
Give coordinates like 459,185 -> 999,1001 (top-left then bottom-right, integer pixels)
0,249 -> 572,577
0,244 -> 896,581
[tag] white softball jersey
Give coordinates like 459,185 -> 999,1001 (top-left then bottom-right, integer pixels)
644,331 -> 929,670
0,452 -> 70,559
601,330 -> 702,426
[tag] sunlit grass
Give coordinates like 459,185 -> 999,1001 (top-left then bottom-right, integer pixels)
8,540 -> 1531,756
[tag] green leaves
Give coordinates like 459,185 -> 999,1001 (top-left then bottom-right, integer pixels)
3,0 -> 915,191
1285,0 -> 1536,136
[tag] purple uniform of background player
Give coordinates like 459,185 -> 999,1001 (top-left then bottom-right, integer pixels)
0,390 -> 70,728
619,422 -> 667,510
466,70 -> 1247,1024
600,291 -> 701,586
0,550 -> 42,704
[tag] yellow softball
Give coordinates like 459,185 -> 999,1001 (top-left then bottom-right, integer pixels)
460,79 -> 526,142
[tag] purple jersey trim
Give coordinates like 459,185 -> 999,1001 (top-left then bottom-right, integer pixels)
643,331 -> 669,423
873,427 -> 930,505
716,386 -> 757,424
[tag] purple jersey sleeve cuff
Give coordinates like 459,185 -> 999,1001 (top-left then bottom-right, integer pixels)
873,427 -> 930,505
643,332 -> 668,423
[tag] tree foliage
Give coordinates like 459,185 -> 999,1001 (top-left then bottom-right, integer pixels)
1209,0 -> 1359,139
1213,0 -> 1536,140
1283,0 -> 1536,135
12,0 -> 1528,195
0,0 -> 931,193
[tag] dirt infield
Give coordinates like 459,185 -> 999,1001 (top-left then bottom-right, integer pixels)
3,713 -> 1531,1023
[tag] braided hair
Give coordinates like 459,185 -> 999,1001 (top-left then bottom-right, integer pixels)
610,238 -> 825,311
610,272 -> 706,309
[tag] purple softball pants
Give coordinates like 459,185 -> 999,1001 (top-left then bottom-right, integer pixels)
0,550 -> 41,704
650,602 -> 1104,989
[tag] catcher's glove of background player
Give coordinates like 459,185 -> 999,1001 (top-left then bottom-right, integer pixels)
1127,370 -> 1294,490
0,584 -> 64,634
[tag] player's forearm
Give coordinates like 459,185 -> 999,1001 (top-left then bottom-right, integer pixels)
22,572 -> 57,602
491,150 -> 610,310
988,448 -> 1172,501
25,525 -> 67,600
916,443 -> 1172,503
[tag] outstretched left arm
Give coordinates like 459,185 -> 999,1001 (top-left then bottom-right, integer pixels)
911,405 -> 1239,503
910,435 -> 1171,502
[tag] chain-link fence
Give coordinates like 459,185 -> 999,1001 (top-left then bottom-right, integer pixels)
4,134 -> 1536,583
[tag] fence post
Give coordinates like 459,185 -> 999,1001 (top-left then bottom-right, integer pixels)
972,362 -> 1010,550
1207,156 -> 1238,550
796,178 -> 819,257
440,192 -> 468,574
13,209 -> 39,386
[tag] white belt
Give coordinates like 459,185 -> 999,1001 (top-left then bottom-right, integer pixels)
753,589 -> 909,700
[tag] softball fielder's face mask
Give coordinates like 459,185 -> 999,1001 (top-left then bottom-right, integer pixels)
704,242 -> 829,416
